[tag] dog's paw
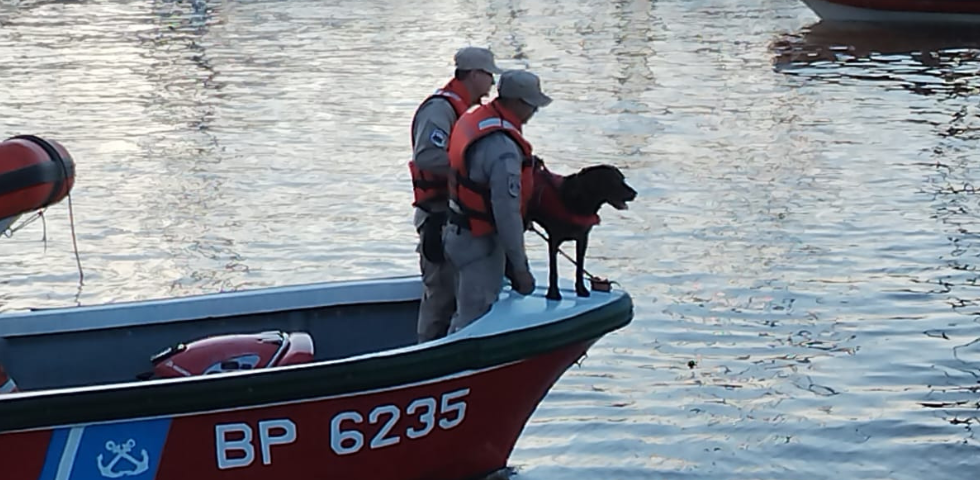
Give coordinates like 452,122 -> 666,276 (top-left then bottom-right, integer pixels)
576,284 -> 591,297
546,288 -> 562,301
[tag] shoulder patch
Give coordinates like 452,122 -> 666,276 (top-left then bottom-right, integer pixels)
429,128 -> 448,148
507,174 -> 521,198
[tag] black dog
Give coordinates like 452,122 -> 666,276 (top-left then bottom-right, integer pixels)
519,159 -> 637,300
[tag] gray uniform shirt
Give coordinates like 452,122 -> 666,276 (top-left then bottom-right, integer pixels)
411,97 -> 458,230
457,131 -> 529,274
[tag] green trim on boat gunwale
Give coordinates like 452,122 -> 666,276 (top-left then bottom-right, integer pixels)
0,292 -> 633,433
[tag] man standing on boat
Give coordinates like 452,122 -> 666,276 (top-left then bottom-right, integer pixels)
409,46 -> 504,343
443,69 -> 552,335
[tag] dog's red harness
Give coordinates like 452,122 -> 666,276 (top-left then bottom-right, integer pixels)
531,165 -> 600,228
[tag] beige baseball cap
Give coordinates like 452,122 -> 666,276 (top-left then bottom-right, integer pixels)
497,69 -> 553,108
454,47 -> 503,75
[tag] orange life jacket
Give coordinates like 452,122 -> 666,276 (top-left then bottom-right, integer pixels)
408,79 -> 472,212
447,100 -> 535,237
0,363 -> 18,394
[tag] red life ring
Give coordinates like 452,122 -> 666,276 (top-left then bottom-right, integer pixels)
0,135 -> 76,223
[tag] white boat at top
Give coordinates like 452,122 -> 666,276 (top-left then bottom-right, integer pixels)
801,0 -> 980,24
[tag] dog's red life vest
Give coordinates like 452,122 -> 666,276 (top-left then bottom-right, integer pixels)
408,79 -> 472,212
447,100 -> 535,237
531,165 -> 601,228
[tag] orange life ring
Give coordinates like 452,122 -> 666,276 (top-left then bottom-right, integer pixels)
0,135 -> 76,222
0,363 -> 18,394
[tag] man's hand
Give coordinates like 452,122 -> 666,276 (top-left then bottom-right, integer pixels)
512,269 -> 536,295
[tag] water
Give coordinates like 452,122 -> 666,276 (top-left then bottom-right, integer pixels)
3,0 -> 980,478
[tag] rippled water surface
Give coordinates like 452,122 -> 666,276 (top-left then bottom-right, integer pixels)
4,0 -> 980,478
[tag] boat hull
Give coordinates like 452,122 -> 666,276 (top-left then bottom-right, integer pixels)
1,339 -> 593,480
0,275 -> 634,479
801,0 -> 980,24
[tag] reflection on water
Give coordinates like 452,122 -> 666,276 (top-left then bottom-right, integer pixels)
769,16 -> 980,477
139,0 -> 247,295
5,1 -> 980,478
771,21 -> 980,98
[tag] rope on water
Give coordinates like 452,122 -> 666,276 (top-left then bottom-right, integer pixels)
2,193 -> 84,285
67,192 -> 83,284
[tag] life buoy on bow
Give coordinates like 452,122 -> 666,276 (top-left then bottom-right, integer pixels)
0,363 -> 19,394
0,135 -> 76,225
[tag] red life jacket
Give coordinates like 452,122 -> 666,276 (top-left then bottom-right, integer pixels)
447,100 -> 535,237
530,165 -> 600,228
408,79 -> 472,212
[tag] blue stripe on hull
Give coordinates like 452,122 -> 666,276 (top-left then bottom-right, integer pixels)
38,428 -> 70,480
37,418 -> 172,480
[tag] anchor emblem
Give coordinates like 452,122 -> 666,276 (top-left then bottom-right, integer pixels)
96,439 -> 150,478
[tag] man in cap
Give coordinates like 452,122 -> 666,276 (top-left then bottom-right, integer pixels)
408,46 -> 504,343
442,69 -> 554,335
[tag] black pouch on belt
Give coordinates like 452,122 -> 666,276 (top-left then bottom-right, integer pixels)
421,211 -> 448,264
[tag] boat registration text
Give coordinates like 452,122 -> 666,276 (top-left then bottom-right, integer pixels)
214,387 -> 470,469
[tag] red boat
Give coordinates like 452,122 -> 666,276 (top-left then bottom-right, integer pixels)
0,275 -> 633,480
800,0 -> 980,24
0,135 -> 76,232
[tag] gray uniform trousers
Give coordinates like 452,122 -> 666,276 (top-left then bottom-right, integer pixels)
442,222 -> 506,334
416,211 -> 458,343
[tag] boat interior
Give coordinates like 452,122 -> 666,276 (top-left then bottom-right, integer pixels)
0,276 -> 621,395
0,282 -> 422,392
